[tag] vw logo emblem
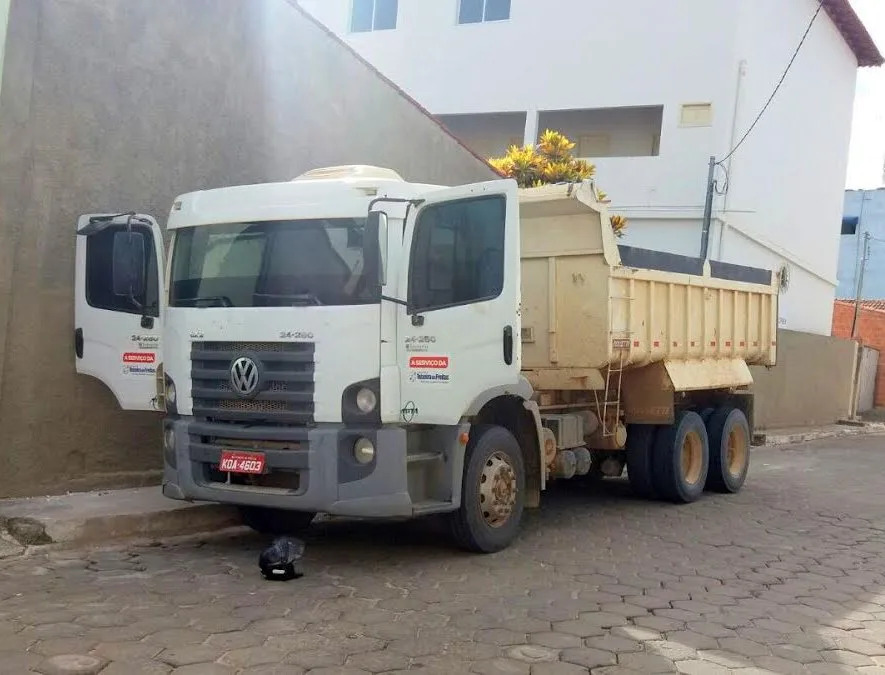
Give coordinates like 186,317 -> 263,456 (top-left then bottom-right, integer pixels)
230,357 -> 260,397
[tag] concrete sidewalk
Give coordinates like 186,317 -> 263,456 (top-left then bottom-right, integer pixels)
1,421 -> 883,553
0,486 -> 240,553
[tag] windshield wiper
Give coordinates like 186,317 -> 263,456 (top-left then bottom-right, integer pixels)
253,293 -> 323,307
174,296 -> 233,308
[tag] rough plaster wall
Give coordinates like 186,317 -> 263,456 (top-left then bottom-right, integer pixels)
0,0 -> 495,498
751,329 -> 858,429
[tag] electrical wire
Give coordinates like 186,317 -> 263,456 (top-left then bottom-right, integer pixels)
717,0 -> 824,166
714,162 -> 729,195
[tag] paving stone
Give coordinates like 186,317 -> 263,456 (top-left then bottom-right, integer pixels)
102,661 -> 173,675
35,654 -> 108,675
345,650 -> 410,672
158,646 -> 221,667
529,663 -> 588,675
170,665 -> 235,675
204,631 -> 264,651
559,647 -> 615,668
676,660 -> 731,675
471,658 -> 531,674
284,650 -> 346,669
528,632 -> 583,649
218,646 -> 288,669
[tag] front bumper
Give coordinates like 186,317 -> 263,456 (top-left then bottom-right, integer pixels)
162,417 -> 412,517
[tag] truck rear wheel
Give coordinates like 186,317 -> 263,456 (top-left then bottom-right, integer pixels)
239,507 -> 316,536
652,411 -> 709,503
706,407 -> 750,493
625,424 -> 659,499
450,424 -> 526,554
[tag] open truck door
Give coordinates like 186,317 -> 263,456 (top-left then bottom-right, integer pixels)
75,213 -> 164,411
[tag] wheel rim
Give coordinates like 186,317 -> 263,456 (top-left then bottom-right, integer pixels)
479,451 -> 517,528
726,425 -> 748,477
680,431 -> 703,486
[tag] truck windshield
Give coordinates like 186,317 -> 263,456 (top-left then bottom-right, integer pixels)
169,218 -> 378,307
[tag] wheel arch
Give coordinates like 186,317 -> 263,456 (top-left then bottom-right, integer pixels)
470,391 -> 543,508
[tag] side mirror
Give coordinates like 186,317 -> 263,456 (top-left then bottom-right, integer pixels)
366,211 -> 389,287
112,230 -> 146,300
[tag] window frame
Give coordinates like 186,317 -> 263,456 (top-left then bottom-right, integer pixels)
407,194 -> 507,315
350,0 -> 399,33
85,222 -> 160,318
457,0 -> 511,25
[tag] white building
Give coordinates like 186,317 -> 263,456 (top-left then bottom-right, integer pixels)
300,0 -> 882,335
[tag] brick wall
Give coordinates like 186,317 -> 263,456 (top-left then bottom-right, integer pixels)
832,301 -> 885,407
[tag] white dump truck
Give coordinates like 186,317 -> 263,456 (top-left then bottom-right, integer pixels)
75,165 -> 778,553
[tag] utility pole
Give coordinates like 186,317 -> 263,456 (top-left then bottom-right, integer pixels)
851,231 -> 871,338
699,156 -> 716,260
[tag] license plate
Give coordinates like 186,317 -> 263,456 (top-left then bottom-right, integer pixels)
219,450 -> 266,475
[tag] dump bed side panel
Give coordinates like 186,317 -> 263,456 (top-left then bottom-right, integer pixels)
610,266 -> 778,370
518,184 -> 778,388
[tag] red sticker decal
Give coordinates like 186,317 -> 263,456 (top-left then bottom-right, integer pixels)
123,352 -> 156,364
409,356 -> 449,369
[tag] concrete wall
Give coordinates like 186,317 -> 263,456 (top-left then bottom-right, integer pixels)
752,329 -> 859,429
0,0 -> 496,498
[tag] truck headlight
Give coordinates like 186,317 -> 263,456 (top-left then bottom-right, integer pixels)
356,388 -> 377,414
353,437 -> 375,464
164,427 -> 176,451
341,378 -> 381,426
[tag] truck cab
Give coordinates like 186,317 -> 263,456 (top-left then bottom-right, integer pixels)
75,166 -> 531,552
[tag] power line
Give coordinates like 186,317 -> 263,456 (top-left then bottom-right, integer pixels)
718,0 -> 824,165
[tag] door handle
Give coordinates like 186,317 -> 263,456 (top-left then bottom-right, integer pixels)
75,328 -> 84,359
503,325 -> 513,365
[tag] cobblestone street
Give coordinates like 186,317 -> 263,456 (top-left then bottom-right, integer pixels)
1,435 -> 884,675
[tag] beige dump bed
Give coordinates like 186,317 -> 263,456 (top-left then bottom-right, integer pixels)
519,182 -> 779,394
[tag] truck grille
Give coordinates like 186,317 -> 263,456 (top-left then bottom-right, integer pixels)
190,341 -> 315,425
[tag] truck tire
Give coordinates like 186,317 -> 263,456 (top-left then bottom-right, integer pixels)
239,507 -> 316,536
626,424 -> 659,499
449,424 -> 526,554
652,411 -> 709,503
705,407 -> 751,493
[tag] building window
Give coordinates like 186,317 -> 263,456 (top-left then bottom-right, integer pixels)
842,216 -> 859,235
458,0 -> 511,24
351,0 -> 398,32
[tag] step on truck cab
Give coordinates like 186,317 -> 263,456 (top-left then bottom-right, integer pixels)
75,166 -> 778,553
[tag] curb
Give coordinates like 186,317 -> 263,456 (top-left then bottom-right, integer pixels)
0,488 -> 240,548
759,422 -> 885,448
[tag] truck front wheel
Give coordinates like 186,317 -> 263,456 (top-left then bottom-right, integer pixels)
239,507 -> 316,536
450,424 -> 526,554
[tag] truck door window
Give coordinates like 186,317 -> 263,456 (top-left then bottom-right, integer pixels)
409,195 -> 505,313
86,223 -> 159,317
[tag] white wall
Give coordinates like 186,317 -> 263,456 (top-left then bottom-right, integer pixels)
0,0 -> 10,97
300,0 -> 862,334
301,0 -> 738,210
725,0 -> 859,287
